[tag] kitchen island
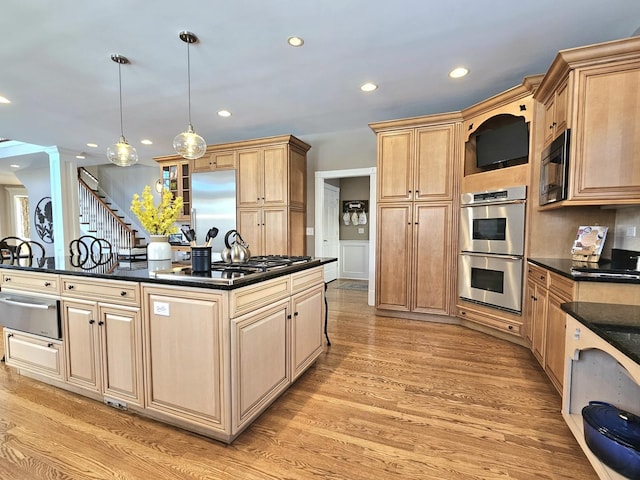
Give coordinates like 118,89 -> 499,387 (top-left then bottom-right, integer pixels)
0,255 -> 336,443
561,302 -> 640,480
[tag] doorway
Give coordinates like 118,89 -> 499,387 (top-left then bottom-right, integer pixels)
314,167 -> 376,306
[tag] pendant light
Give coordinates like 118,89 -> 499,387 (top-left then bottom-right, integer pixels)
173,31 -> 206,160
106,54 -> 139,167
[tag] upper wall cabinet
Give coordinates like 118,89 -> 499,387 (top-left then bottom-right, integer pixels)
534,36 -> 640,206
153,157 -> 191,221
371,113 -> 462,203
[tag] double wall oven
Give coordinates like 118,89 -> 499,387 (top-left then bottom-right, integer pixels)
458,186 -> 526,313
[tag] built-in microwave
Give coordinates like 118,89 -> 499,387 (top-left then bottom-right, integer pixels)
540,129 -> 570,206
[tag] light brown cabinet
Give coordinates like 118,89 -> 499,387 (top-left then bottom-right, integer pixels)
542,78 -> 569,146
375,202 -> 452,315
290,282 -> 325,380
371,115 -> 461,318
62,299 -> 143,406
377,124 -> 458,202
234,135 -> 310,256
535,36 -> 640,205
154,157 -> 191,221
525,262 -> 574,394
192,150 -> 237,172
142,286 -> 227,432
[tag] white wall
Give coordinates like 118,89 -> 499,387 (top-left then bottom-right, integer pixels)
614,206 -> 640,251
14,164 -> 54,256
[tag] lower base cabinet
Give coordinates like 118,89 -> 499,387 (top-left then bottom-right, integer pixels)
3,328 -> 64,380
232,299 -> 290,432
291,283 -> 325,380
63,299 -> 143,406
142,287 -> 227,432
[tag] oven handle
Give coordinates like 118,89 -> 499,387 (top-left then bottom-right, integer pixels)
0,297 -> 53,310
459,252 -> 522,261
460,199 -> 526,207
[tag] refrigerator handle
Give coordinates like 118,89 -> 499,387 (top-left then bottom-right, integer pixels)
191,208 -> 196,233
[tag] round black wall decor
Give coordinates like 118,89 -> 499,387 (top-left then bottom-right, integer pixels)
34,196 -> 54,244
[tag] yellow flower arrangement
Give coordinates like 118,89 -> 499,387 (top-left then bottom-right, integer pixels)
130,186 -> 184,236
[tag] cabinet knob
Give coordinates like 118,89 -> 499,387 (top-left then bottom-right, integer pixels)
120,291 -> 127,296
67,285 -> 75,290
539,275 -> 545,281
7,333 -> 13,338
44,282 -> 51,287
89,319 -> 95,324
47,343 -> 54,348
508,325 -> 513,330
5,277 -> 10,282
98,321 -> 104,326
294,311 -> 299,317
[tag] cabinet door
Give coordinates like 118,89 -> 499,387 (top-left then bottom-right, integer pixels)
160,160 -> 191,220
231,299 -> 289,432
144,289 -> 225,429
288,148 -> 306,210
378,130 -> 413,202
288,208 -> 306,256
571,64 -> 640,201
262,145 -> 287,206
415,125 -> 456,201
237,149 -> 262,207
263,208 -> 288,256
545,292 -> 566,394
100,304 -> 143,405
291,284 -> 324,380
63,300 -> 100,392
237,208 -> 263,255
412,203 -> 451,315
530,284 -> 548,366
376,203 -> 412,311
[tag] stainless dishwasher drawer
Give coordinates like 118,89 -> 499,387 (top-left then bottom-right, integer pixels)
0,293 -> 61,339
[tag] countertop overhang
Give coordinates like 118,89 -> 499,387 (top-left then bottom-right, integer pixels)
561,301 -> 640,364
0,256 -> 338,290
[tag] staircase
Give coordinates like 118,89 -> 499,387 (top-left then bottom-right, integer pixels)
77,168 -> 146,255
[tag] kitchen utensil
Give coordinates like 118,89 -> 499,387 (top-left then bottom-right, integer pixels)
582,401 -> 640,478
221,230 -> 251,263
205,227 -> 219,247
181,227 -> 193,242
191,246 -> 212,272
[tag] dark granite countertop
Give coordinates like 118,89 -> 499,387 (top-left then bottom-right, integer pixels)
528,257 -> 640,284
0,256 -> 337,290
561,302 -> 640,364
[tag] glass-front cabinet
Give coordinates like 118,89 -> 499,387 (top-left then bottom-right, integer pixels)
158,158 -> 191,221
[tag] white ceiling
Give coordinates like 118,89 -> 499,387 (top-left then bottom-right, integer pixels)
1,1 -> 639,185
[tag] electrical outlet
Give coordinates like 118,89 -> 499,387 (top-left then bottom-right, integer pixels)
306,227 -> 314,236
626,226 -> 637,237
358,228 -> 365,234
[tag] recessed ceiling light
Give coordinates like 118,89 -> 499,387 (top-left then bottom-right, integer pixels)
0,96 -> 10,104
287,36 -> 304,47
141,139 -> 153,145
87,143 -> 99,148
360,82 -> 378,92
75,154 -> 86,160
10,164 -> 20,168
218,110 -> 232,117
449,67 -> 469,79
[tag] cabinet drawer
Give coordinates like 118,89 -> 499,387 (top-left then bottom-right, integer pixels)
526,263 -> 548,287
61,276 -> 140,306
290,266 -> 324,294
548,272 -> 574,301
230,276 -> 291,318
4,328 -> 64,380
0,270 -> 60,295
458,307 -> 522,336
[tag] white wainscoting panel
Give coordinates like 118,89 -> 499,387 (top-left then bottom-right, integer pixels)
339,240 -> 369,280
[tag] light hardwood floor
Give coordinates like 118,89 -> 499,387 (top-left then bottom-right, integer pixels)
0,282 -> 597,479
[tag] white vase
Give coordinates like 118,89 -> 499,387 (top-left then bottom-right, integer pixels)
147,235 -> 172,261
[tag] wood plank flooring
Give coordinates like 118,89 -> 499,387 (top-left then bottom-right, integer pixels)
0,281 -> 597,479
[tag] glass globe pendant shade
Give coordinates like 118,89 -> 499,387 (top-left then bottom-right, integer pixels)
173,123 -> 206,160
107,135 -> 139,167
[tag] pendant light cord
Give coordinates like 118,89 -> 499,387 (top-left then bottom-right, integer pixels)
118,61 -> 125,138
187,40 -> 192,127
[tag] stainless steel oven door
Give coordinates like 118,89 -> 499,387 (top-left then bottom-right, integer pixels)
458,252 -> 523,313
459,201 -> 525,256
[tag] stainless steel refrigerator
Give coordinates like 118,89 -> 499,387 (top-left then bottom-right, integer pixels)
190,170 -> 236,260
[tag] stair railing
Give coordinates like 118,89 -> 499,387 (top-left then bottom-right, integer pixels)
77,168 -> 139,254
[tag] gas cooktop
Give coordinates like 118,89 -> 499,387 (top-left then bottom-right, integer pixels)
150,255 -> 320,286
